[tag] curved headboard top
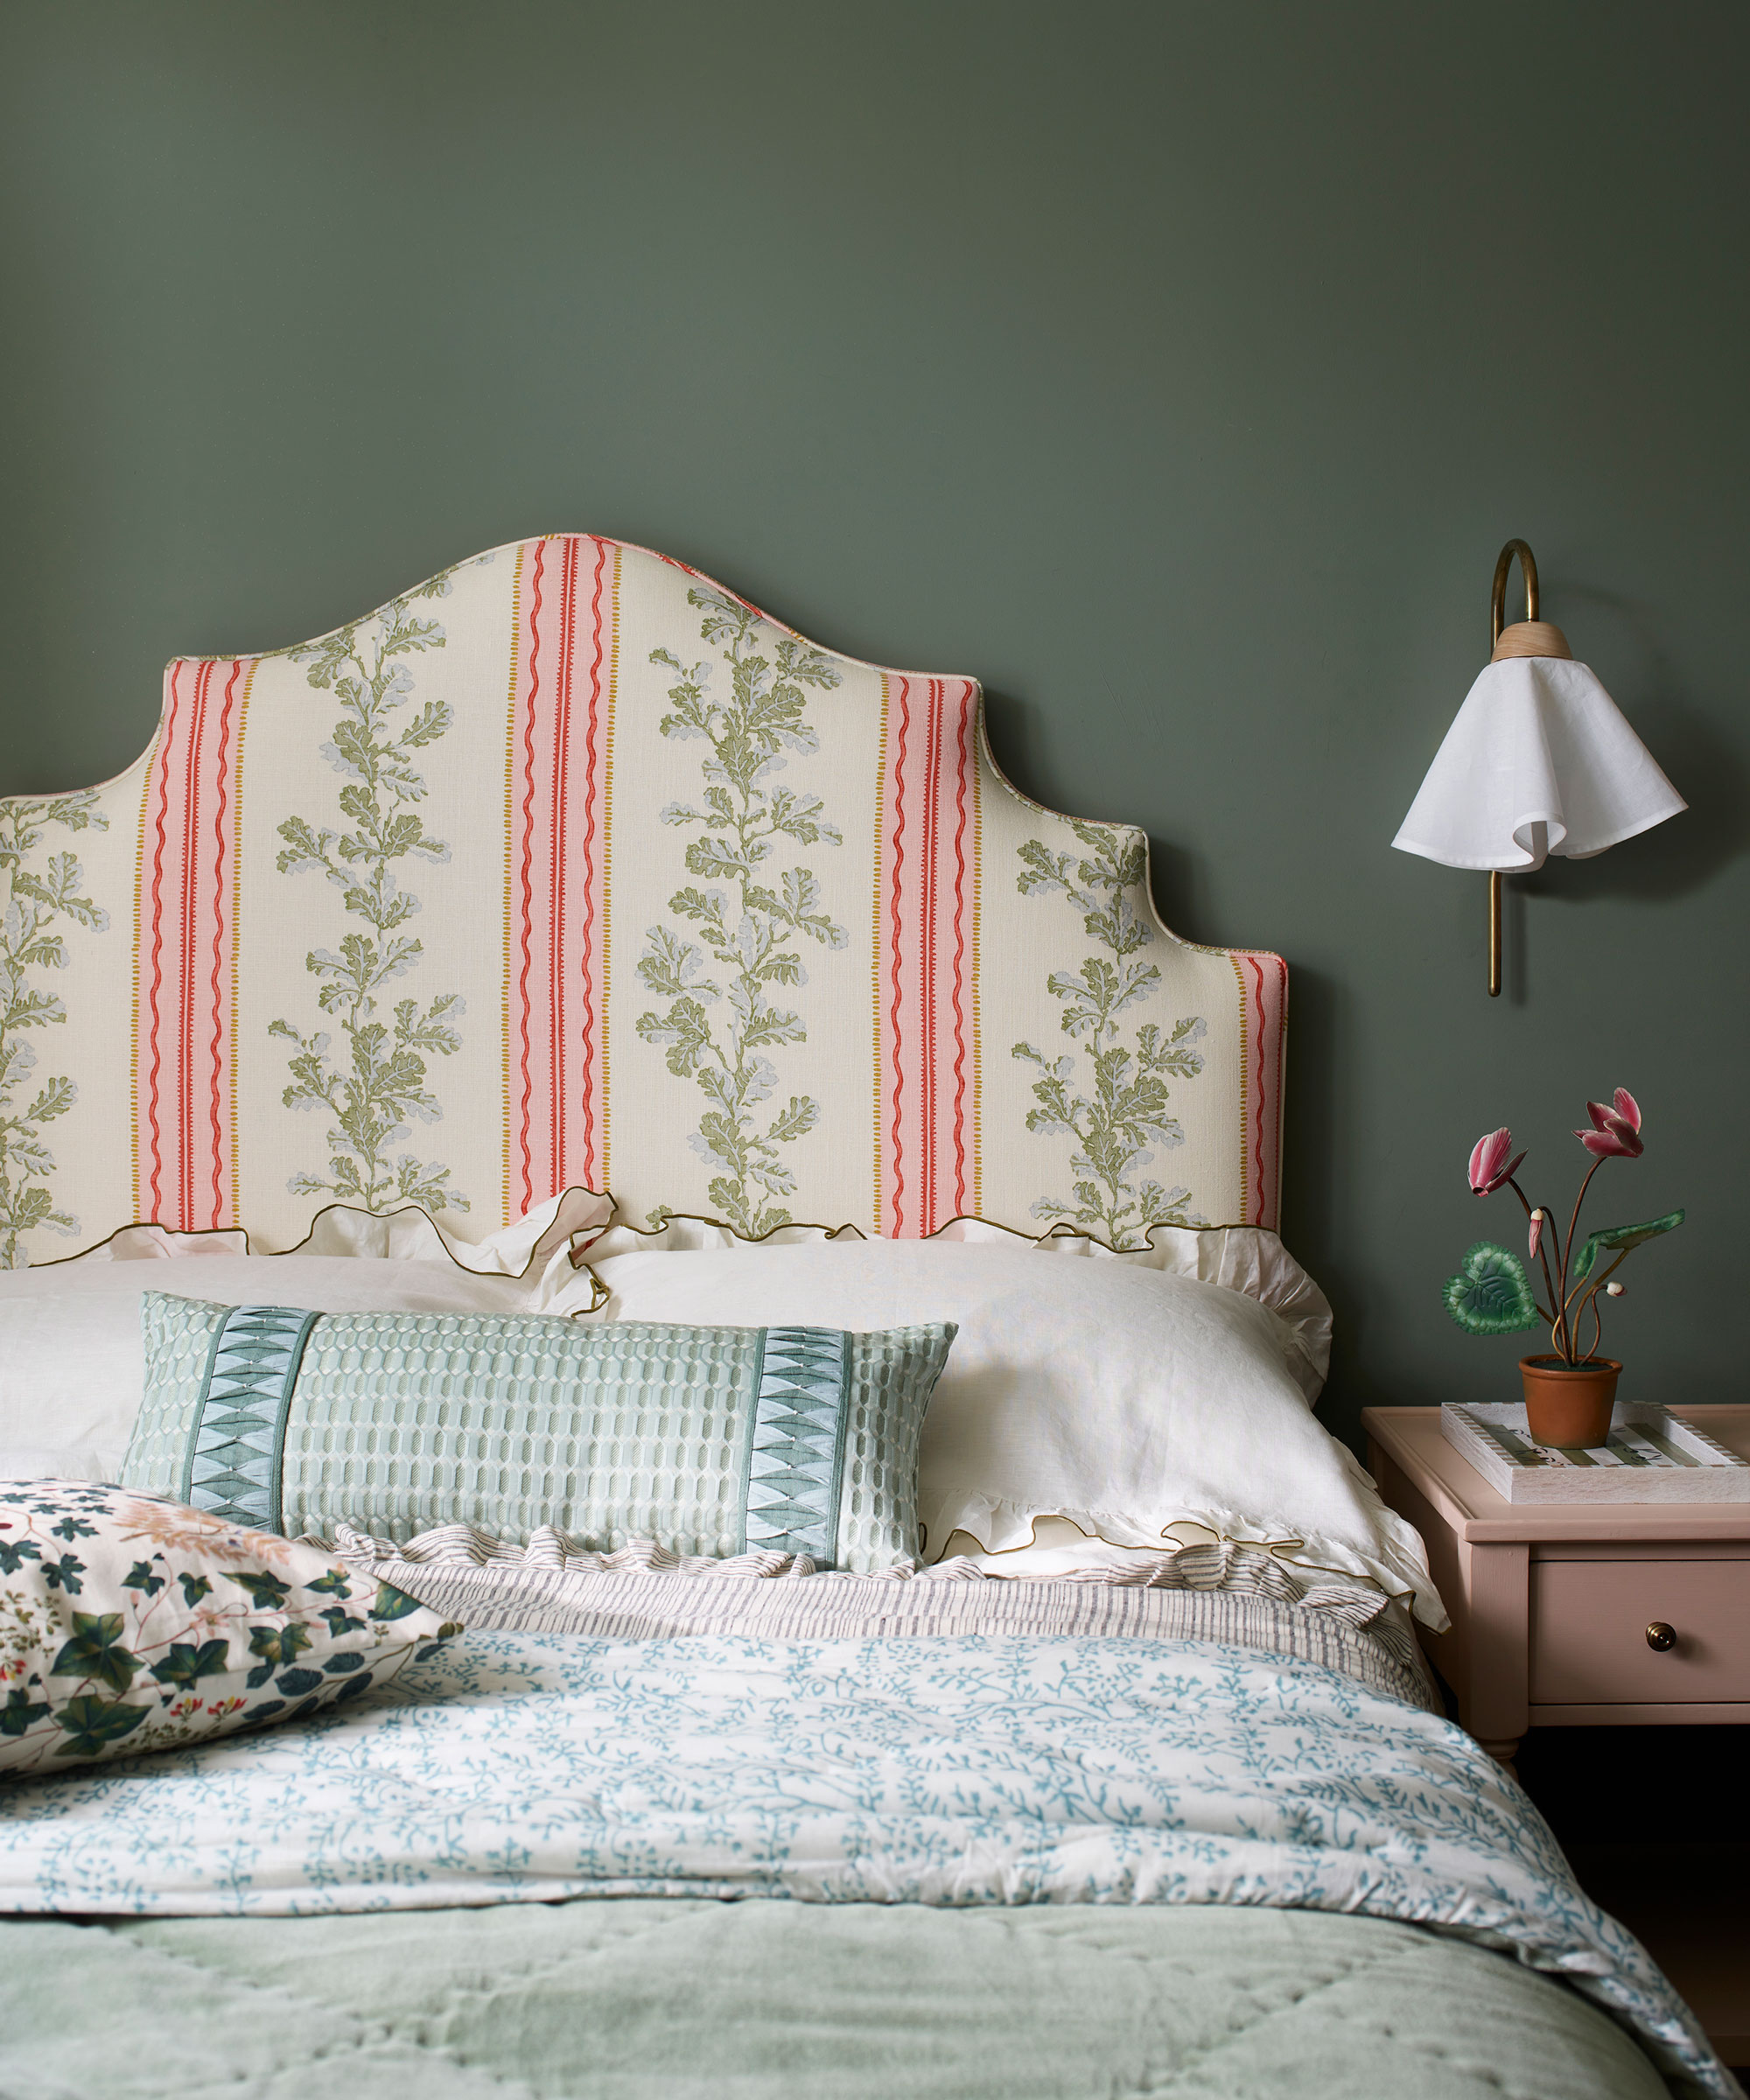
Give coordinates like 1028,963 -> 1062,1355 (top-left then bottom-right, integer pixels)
0,536 -> 1285,1267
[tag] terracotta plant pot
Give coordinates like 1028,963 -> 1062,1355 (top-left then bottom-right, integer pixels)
1519,1354 -> 1621,1447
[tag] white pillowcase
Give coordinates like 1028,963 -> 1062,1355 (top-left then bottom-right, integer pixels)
561,1225 -> 1443,1628
0,1189 -> 609,1481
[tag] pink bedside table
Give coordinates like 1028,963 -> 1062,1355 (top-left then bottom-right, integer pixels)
1363,1404 -> 1750,1766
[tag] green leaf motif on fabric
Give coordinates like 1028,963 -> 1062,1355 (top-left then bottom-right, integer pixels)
1012,822 -> 1208,1247
271,566 -> 472,1216
1444,1242 -> 1541,1335
50,1694 -> 150,1758
0,1687 -> 50,1736
1572,1208 -> 1685,1285
0,1480 -> 454,1778
40,1553 -> 84,1595
149,1640 -> 231,1690
0,791 -> 109,1267
49,1613 -> 138,1693
244,1620 -> 312,1689
368,1582 -> 425,1623
635,588 -> 846,1236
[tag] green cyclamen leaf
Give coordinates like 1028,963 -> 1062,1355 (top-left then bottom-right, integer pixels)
1572,1208 -> 1685,1285
228,1572 -> 293,1610
178,1572 -> 214,1606
48,1613 -> 138,1693
1443,1242 -> 1541,1336
368,1583 -> 424,1623
122,1560 -> 165,1596
51,1695 -> 150,1758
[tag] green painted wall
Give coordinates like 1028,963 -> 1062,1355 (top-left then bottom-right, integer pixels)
4,2 -> 1744,1443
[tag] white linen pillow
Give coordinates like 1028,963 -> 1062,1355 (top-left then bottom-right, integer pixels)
0,1188 -> 609,1482
562,1231 -> 1443,1628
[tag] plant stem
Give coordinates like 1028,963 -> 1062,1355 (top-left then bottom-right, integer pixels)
1507,1177 -> 1564,1354
1563,1249 -> 1631,1366
1557,1155 -> 1606,1361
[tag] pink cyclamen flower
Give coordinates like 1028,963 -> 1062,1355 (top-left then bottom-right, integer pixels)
1528,1208 -> 1545,1259
1578,1088 -> 1645,1159
1468,1128 -> 1526,1195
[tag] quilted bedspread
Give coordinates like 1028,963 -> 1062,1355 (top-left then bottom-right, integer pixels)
0,1611 -> 1730,2097
3,1900 -> 1680,2100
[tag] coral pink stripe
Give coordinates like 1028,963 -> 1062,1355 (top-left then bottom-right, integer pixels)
575,536 -> 607,1188
136,656 -> 245,1229
550,535 -> 578,1184
920,682 -> 939,1232
877,676 -> 979,1236
503,536 -> 616,1219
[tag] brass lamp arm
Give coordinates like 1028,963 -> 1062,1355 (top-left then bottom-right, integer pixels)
1492,538 -> 1539,645
1484,538 -> 1569,997
1483,541 -> 1538,999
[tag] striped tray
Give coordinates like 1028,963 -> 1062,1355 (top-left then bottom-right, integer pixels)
1441,1402 -> 1750,1503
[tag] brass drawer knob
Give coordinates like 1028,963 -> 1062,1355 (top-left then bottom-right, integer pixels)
1646,1621 -> 1677,1652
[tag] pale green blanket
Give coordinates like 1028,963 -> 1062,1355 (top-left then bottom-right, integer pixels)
2,1899 -> 1670,2098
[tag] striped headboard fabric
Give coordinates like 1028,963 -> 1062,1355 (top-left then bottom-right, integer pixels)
0,537 -> 1286,1265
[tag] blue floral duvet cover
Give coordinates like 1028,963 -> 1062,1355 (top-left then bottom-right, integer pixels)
0,1620 -> 1732,2096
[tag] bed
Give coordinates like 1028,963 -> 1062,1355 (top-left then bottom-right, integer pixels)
0,536 -> 1732,2098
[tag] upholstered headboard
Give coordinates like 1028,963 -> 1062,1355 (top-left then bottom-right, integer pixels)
0,537 -> 1286,1266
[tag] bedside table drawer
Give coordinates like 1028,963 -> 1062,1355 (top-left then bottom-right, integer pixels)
1530,1559 -> 1750,1705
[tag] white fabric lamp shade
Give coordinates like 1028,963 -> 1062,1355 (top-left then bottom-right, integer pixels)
1392,655 -> 1687,873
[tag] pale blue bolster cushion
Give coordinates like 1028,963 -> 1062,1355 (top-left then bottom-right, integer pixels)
122,1292 -> 955,1571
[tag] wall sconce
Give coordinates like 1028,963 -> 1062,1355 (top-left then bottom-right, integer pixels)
1392,538 -> 1687,995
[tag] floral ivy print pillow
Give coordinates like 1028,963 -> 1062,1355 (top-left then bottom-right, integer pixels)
0,1480 -> 459,1777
